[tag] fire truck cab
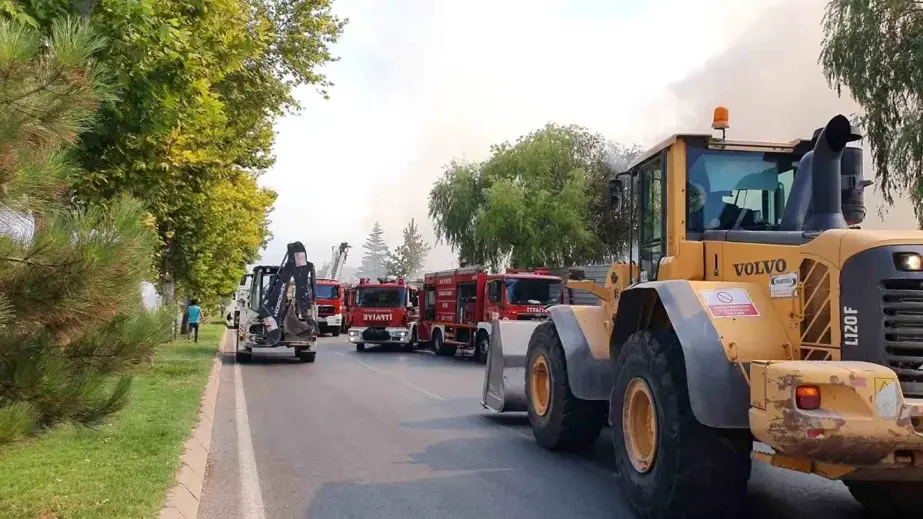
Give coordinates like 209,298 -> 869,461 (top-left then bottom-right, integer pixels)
418,266 -> 564,362
315,279 -> 343,336
347,276 -> 420,352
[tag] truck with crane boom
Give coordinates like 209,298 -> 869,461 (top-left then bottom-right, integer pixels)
316,242 -> 351,336
236,241 -> 320,362
482,108 -> 923,518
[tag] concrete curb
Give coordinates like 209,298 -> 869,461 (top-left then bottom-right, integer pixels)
159,329 -> 229,519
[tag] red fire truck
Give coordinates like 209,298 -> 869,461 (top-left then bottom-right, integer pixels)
315,279 -> 343,336
418,266 -> 564,362
346,276 -> 420,352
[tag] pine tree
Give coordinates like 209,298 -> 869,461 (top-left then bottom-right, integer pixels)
0,18 -> 170,444
385,219 -> 431,278
355,222 -> 390,280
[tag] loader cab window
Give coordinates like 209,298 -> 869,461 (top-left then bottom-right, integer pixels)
686,147 -> 797,234
249,268 -> 275,310
631,153 -> 666,282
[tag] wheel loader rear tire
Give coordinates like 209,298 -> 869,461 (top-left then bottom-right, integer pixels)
846,480 -> 923,517
611,329 -> 751,519
525,321 -> 606,451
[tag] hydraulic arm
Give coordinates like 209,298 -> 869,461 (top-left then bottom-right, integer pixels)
258,242 -> 319,347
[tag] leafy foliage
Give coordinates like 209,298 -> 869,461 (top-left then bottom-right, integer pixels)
821,0 -> 923,222
385,218 -> 430,278
428,124 -> 642,269
11,0 -> 345,305
356,222 -> 390,280
0,19 -> 170,444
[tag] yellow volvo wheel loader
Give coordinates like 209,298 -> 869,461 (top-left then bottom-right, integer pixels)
482,109 -> 923,518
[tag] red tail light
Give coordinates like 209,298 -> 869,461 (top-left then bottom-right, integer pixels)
795,386 -> 820,410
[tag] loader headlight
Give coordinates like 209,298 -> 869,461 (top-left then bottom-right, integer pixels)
894,252 -> 923,272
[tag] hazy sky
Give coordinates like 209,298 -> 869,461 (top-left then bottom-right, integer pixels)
255,0 -> 917,272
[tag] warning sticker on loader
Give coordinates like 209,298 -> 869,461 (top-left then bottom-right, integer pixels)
263,316 -> 279,331
698,288 -> 759,318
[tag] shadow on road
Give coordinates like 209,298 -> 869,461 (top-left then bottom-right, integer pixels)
381,413 -> 865,519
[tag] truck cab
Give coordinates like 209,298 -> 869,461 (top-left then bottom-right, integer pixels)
347,276 -> 420,351
315,279 -> 343,336
483,270 -> 564,321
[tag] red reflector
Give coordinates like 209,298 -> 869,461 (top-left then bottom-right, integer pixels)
806,428 -> 824,439
795,386 -> 821,410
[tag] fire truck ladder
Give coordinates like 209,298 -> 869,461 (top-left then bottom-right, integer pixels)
322,241 -> 351,280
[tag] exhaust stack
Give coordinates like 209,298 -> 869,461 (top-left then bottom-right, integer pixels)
804,114 -> 857,231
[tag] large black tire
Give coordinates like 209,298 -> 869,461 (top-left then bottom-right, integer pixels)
525,321 -> 607,451
846,480 -> 923,517
297,350 -> 316,363
474,332 -> 489,364
332,328 -> 340,337
402,328 -> 417,352
356,343 -> 365,352
236,350 -> 251,363
611,329 -> 752,519
433,330 -> 457,357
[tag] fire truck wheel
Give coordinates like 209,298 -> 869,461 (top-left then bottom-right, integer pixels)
475,333 -> 489,364
356,343 -> 365,352
433,330 -> 457,357
332,328 -> 340,337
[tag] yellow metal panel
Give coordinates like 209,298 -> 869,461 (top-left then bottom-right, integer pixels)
571,305 -> 612,361
687,280 -> 790,361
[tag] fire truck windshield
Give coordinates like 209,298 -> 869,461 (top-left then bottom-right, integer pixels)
356,287 -> 406,308
315,284 -> 339,300
505,278 -> 561,306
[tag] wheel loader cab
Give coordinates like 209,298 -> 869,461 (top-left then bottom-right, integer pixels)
484,110 -> 923,519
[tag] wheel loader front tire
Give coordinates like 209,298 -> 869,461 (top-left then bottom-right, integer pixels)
845,480 -> 923,517
525,321 -> 607,451
611,329 -> 751,519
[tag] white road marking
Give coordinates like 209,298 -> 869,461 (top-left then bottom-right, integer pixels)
336,351 -> 446,401
234,361 -> 266,519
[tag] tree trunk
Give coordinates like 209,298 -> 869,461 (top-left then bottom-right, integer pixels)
73,0 -> 97,19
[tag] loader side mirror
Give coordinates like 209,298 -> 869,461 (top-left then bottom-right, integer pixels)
608,178 -> 623,212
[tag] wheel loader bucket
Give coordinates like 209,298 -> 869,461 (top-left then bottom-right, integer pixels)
481,319 -> 543,413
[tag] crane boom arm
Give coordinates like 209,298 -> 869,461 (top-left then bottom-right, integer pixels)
330,241 -> 350,281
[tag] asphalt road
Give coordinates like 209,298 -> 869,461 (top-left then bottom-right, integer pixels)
199,332 -> 867,519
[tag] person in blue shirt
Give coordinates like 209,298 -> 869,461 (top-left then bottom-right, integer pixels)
186,299 -> 202,343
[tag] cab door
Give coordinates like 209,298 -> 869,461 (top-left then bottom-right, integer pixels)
418,285 -> 436,342
484,279 -> 502,321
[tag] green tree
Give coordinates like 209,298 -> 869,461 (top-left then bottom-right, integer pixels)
356,222 -> 390,280
11,0 -> 346,305
429,123 -> 642,269
820,0 -> 923,222
386,218 -> 430,278
0,18 -> 169,444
